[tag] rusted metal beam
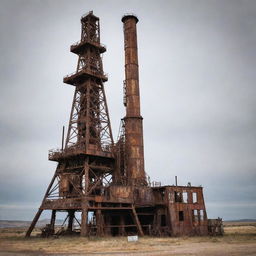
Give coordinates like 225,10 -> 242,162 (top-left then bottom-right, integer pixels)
131,206 -> 144,236
67,210 -> 75,232
25,208 -> 43,237
50,210 -> 56,230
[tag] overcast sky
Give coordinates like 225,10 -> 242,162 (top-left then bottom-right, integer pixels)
0,0 -> 255,221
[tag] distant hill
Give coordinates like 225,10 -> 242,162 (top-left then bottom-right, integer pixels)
224,219 -> 256,222
0,219 -> 63,228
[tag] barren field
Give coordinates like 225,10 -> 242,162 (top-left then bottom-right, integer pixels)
0,223 -> 255,256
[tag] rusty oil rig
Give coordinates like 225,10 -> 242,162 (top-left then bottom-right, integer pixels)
26,11 -> 221,238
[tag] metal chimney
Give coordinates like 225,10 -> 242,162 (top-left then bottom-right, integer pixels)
122,14 -> 147,186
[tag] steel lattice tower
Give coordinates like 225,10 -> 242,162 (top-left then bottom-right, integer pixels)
26,11 -> 116,237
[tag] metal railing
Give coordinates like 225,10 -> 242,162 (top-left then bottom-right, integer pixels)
49,142 -> 113,159
71,39 -> 106,50
48,148 -> 63,159
63,68 -> 108,81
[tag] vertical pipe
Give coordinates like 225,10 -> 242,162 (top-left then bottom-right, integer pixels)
175,176 -> 178,186
61,126 -> 65,150
122,14 -> 147,186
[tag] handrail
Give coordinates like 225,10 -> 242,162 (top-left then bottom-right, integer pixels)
63,68 -> 108,80
49,142 -> 113,158
71,39 -> 106,50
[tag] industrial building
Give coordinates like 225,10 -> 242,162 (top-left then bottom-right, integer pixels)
26,11 -> 222,238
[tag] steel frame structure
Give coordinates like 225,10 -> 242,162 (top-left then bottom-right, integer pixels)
26,11 -> 220,238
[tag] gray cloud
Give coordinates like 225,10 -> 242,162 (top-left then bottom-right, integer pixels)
0,0 -> 255,220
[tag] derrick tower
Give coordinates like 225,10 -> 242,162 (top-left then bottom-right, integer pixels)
26,11 -> 115,237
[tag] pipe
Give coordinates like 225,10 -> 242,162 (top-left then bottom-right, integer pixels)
61,126 -> 65,150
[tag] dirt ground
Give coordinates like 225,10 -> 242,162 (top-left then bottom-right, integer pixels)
0,224 -> 255,256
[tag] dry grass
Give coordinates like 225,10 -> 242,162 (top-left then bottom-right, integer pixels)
0,224 -> 255,255
224,221 -> 256,227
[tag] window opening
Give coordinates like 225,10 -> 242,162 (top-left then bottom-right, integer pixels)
179,211 -> 184,221
200,210 -> 204,221
161,215 -> 166,226
175,192 -> 182,202
192,209 -> 198,222
182,192 -> 188,203
192,192 -> 198,203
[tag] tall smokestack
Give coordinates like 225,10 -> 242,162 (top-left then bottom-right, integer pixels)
122,14 -> 147,186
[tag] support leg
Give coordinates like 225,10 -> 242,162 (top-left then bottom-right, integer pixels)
50,210 -> 56,231
25,171 -> 58,238
81,157 -> 89,237
120,215 -> 126,236
67,210 -> 75,232
105,214 -> 111,235
25,209 -> 43,237
96,209 -> 103,236
131,206 -> 144,236
81,203 -> 88,237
